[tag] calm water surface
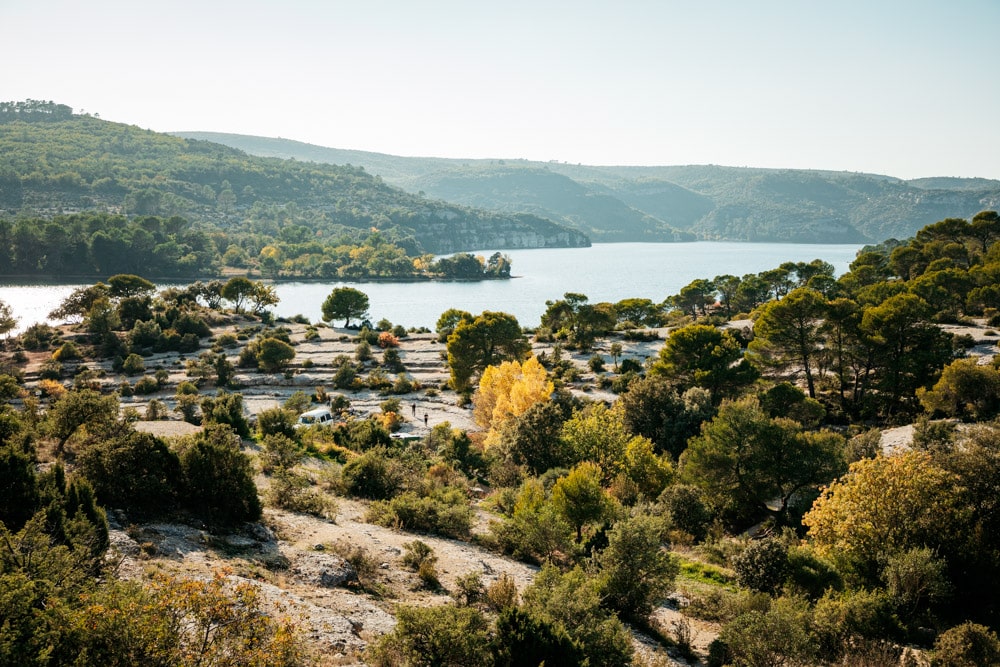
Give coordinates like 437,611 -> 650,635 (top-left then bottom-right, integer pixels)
0,242 -> 862,333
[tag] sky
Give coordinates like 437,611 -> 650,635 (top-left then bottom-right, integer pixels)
2,0 -> 999,180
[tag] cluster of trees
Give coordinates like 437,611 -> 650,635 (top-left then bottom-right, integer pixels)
0,397 -> 303,664
0,212 -> 514,281
386,212 -> 1000,662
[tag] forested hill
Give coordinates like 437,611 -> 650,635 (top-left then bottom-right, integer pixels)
0,102 -> 589,254
179,131 -> 1000,244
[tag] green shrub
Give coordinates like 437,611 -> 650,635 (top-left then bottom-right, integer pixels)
933,622 -> 1000,667
401,540 -> 437,570
259,433 -> 303,473
367,487 -> 473,539
367,605 -> 492,667
133,375 -> 160,394
122,353 -> 146,375
341,447 -> 406,500
52,342 -> 81,361
257,407 -> 297,440
79,431 -> 182,518
179,425 -> 262,527
732,538 -> 790,595
265,469 -> 335,519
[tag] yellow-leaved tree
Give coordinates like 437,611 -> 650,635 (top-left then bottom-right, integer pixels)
474,356 -> 553,448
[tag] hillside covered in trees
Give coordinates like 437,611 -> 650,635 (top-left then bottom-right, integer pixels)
181,131 -> 1000,244
0,100 -> 589,261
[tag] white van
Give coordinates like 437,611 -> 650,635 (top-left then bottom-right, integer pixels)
296,407 -> 334,428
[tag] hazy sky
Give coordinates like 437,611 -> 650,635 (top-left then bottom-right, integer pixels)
3,0 -> 998,179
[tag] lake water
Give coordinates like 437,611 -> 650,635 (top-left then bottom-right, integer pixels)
0,242 -> 863,333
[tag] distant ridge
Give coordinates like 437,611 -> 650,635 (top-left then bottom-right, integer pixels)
177,131 -> 1000,243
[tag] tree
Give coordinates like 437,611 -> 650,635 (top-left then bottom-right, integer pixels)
446,311 -> 529,391
609,342 -> 623,371
680,396 -> 846,527
551,462 -> 612,542
918,357 -> 1000,421
541,293 -> 615,350
652,323 -> 757,400
473,356 -> 553,445
199,391 -> 251,438
749,287 -> 827,398
255,337 -> 295,373
106,273 -> 155,299
78,430 -> 182,517
596,514 -> 678,620
619,375 -> 713,459
559,403 -> 633,482
43,388 -> 120,456
248,282 -> 279,315
321,286 -> 370,327
179,424 -> 261,526
435,308 -> 472,342
496,399 -> 574,475
860,293 -> 953,417
803,451 -> 961,582
221,276 -> 256,313
669,278 -> 716,318
0,298 -> 17,340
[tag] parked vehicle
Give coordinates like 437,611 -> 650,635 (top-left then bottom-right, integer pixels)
296,407 -> 333,428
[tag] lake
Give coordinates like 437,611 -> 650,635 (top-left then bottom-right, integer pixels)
0,242 -> 863,333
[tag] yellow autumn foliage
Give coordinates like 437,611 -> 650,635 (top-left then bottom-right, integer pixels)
473,356 -> 553,447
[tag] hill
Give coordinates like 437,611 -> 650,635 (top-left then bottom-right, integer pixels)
0,101 -> 589,254
179,131 -> 1000,243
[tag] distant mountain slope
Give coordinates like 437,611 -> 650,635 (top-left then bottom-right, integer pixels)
178,132 -> 1000,243
0,106 -> 589,254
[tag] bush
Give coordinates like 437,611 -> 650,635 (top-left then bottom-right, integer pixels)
493,607 -> 585,666
52,342 -> 81,362
265,469 -> 335,518
377,331 -> 400,348
133,375 -> 160,394
122,353 -> 145,375
367,487 -> 473,539
452,571 -> 485,606
39,359 -> 63,380
401,540 -> 437,570
79,431 -> 182,518
200,391 -> 251,438
21,323 -> 58,350
179,425 -> 262,527
597,514 -> 678,620
367,605 -> 492,667
255,337 -> 295,373
257,407 -> 297,440
933,622 -> 1000,667
340,447 -> 406,500
259,433 -> 303,474
588,355 -> 605,373
732,538 -> 790,595
720,597 -> 816,667
145,399 -> 168,420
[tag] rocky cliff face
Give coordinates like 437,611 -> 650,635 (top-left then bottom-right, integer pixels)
408,211 -> 591,253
